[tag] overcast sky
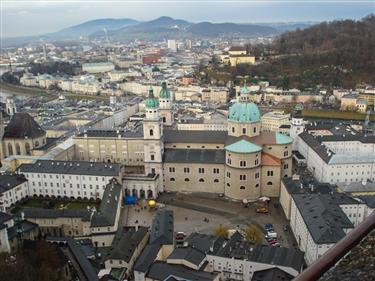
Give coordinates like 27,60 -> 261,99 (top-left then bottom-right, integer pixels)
1,0 -> 374,37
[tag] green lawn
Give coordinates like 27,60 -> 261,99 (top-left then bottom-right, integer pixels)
14,198 -> 100,212
302,109 -> 374,121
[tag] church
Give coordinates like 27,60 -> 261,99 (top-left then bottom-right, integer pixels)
74,82 -> 293,201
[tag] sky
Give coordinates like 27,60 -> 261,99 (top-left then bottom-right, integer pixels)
1,0 -> 375,37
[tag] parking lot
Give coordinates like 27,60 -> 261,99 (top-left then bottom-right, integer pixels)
122,193 -> 297,248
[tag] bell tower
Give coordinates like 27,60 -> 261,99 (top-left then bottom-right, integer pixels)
159,82 -> 173,126
143,87 -> 164,193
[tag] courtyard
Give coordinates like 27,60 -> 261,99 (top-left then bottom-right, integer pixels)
122,192 -> 297,248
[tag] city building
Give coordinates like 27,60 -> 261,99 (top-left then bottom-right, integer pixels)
17,160 -> 122,200
1,113 -> 47,157
0,173 -> 28,211
261,111 -> 290,133
221,46 -> 256,66
82,62 -> 115,73
167,39 -> 177,52
74,85 -> 293,202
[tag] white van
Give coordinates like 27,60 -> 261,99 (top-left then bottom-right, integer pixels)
265,231 -> 277,239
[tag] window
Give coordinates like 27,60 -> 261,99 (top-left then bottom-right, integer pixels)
15,143 -> 21,155
253,127 -> 256,133
184,167 -> 190,173
198,168 -> 205,174
213,168 -> 220,174
284,163 -> 288,169
240,186 -> 245,190
240,161 -> 246,167
149,129 -> 154,136
232,127 -> 235,133
199,178 -> 205,182
240,175 -> 246,181
242,128 -> 246,134
267,171 -> 274,176
169,167 -> 175,173
226,172 -> 231,178
7,143 -> 13,155
255,172 -> 260,179
255,159 -> 259,165
25,143 -> 31,155
170,178 -> 175,181
184,178 -> 190,182
214,179 -> 219,183
284,151 -> 289,157
151,155 -> 155,161
267,181 -> 273,185
227,158 -> 232,164
227,183 -> 230,187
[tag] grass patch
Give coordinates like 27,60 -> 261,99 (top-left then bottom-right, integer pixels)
13,198 -> 100,213
302,109 -> 374,121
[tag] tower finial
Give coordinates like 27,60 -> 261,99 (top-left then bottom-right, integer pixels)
148,86 -> 154,98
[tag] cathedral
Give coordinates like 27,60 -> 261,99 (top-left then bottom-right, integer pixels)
75,83 -> 293,201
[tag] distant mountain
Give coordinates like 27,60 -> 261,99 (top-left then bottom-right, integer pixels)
103,16 -> 278,40
49,18 -> 139,38
186,22 -> 275,37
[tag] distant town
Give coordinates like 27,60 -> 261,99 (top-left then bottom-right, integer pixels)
0,13 -> 374,281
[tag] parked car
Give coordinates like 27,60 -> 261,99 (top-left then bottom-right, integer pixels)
266,231 -> 277,239
175,232 -> 186,241
283,224 -> 289,231
264,223 -> 274,231
256,207 -> 268,214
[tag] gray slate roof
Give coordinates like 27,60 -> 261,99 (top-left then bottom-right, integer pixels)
22,208 -> 91,221
0,174 -> 27,194
164,130 -> 227,144
164,149 -> 225,164
133,244 -> 162,273
167,246 -> 206,267
18,160 -> 121,177
251,268 -> 294,281
106,226 -> 148,262
150,210 -> 174,245
75,126 -> 143,139
214,232 -> 304,272
147,261 -> 218,281
292,193 -> 357,244
91,179 -> 122,227
185,232 -> 225,255
3,112 -> 46,139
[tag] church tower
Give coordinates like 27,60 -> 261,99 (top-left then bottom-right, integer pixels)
143,87 -> 164,192
290,103 -> 305,150
159,82 -> 173,126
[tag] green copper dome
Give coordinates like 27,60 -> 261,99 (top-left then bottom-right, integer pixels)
159,82 -> 171,99
295,103 -> 304,111
228,102 -> 260,123
145,87 -> 159,108
240,85 -> 250,95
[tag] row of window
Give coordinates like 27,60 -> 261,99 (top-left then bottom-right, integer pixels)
170,178 -> 220,183
227,159 -> 260,167
170,167 -> 220,174
231,127 -> 257,134
29,174 -> 107,181
31,181 -> 103,190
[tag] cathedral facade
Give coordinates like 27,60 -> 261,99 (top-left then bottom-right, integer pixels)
74,84 -> 293,201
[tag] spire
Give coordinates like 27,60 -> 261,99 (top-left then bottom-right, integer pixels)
148,86 -> 155,98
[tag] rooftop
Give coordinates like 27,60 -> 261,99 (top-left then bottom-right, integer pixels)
18,160 -> 121,177
164,149 -> 225,164
292,193 -> 358,244
150,210 -> 174,245
3,113 -> 46,139
91,179 -> 122,227
225,139 -> 262,154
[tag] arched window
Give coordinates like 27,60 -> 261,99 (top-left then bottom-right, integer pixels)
226,183 -> 230,187
214,179 -> 219,183
25,143 -> 31,155
199,178 -> 204,182
253,127 -> 257,133
162,117 -> 166,123
240,186 -> 245,190
15,143 -> 21,155
7,143 -> 13,155
184,178 -> 190,182
170,178 -> 175,181
267,181 -> 273,185
35,140 -> 39,147
149,129 -> 154,136
255,183 -> 259,188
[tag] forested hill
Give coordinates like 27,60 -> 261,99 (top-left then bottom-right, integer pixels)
246,15 -> 375,89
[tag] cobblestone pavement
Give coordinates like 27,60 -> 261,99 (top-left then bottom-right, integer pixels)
122,193 -> 297,248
